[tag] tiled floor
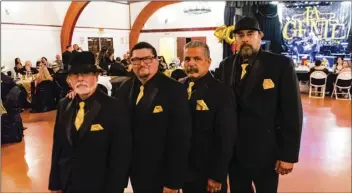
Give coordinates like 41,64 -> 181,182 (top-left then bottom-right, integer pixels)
2,95 -> 351,192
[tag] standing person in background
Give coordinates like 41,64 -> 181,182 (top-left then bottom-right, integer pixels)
62,45 -> 73,71
217,17 -> 303,193
100,47 -> 114,73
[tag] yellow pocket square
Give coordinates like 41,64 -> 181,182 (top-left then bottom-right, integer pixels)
263,79 -> 275,90
90,124 -> 104,131
196,100 -> 209,111
153,105 -> 163,113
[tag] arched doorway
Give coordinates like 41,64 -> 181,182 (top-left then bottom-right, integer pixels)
60,1 -> 179,52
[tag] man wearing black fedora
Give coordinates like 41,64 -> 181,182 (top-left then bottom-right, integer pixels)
48,51 -> 132,193
217,17 -> 303,193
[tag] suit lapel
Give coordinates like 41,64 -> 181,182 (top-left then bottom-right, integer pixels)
230,54 -> 239,86
139,86 -> 158,118
128,78 -> 136,111
136,74 -> 160,116
78,100 -> 101,140
242,53 -> 264,100
64,100 -> 75,146
193,83 -> 207,102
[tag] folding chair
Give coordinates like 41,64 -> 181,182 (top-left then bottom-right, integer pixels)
309,71 -> 327,98
331,71 -> 352,100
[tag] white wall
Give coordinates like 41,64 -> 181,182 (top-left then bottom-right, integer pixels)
138,2 -> 225,70
1,1 -> 130,72
139,31 -> 223,70
1,24 -> 62,71
129,1 -> 150,28
75,2 -> 130,29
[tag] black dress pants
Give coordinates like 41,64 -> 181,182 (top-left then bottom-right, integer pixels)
228,155 -> 279,193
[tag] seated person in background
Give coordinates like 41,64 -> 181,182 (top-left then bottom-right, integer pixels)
34,66 -> 53,88
159,56 -> 168,69
38,60 -> 55,75
1,72 -> 17,101
121,53 -> 130,67
309,60 -> 329,75
52,54 -> 63,73
41,57 -> 52,68
109,57 -> 127,76
22,61 -> 39,75
339,60 -> 352,74
296,61 -> 310,71
321,57 -> 329,67
333,57 -> 344,73
309,60 -> 329,95
14,58 -> 23,76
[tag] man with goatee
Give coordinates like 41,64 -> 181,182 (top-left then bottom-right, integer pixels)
217,17 -> 303,193
118,42 -> 192,193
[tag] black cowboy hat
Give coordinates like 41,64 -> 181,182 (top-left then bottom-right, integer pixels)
233,17 -> 261,34
69,51 -> 104,74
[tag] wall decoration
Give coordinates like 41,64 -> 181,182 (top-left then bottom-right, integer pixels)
214,24 -> 236,44
280,2 -> 351,56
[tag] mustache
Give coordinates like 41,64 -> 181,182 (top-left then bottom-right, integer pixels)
185,67 -> 199,73
75,83 -> 88,88
240,43 -> 254,51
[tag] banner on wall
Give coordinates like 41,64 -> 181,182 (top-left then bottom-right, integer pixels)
280,2 -> 351,56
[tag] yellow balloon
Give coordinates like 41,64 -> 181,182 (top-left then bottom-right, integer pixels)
214,24 -> 227,43
224,25 -> 236,44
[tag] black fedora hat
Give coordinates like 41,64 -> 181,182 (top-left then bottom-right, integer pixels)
233,17 -> 261,34
69,51 -> 103,74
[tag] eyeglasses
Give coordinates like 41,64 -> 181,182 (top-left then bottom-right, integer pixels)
130,56 -> 155,65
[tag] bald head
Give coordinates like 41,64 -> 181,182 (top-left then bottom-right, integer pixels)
25,61 -> 32,67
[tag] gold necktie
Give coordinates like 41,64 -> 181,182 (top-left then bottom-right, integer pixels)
75,102 -> 85,130
241,63 -> 248,80
187,82 -> 194,100
136,85 -> 144,105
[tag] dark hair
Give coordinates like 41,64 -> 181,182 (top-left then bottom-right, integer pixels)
41,57 -> 48,62
66,45 -> 72,49
159,56 -> 167,63
315,60 -> 322,66
130,42 -> 157,58
115,57 -> 121,62
107,47 -> 114,56
15,58 -> 21,65
36,61 -> 41,67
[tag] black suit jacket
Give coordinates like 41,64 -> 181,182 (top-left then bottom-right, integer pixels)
48,89 -> 132,193
182,72 -> 237,183
118,72 -> 192,190
218,50 -> 303,168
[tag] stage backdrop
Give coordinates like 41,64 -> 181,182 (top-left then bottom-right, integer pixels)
280,2 -> 351,56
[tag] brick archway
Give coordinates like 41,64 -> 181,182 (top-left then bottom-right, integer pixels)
60,1 -> 179,52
